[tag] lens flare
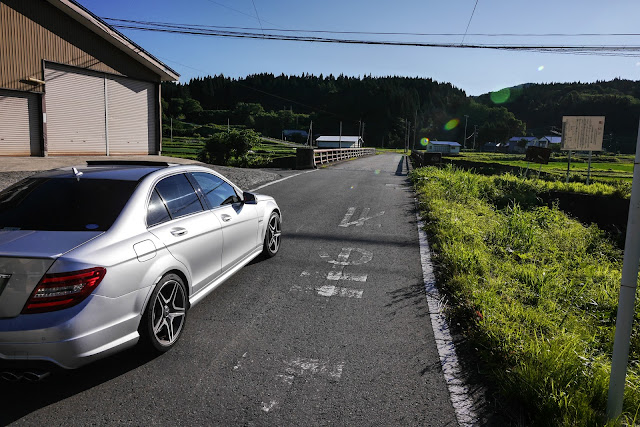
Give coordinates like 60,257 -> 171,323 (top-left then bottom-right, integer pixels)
374,169 -> 381,175
444,119 -> 459,131
490,88 -> 511,104
420,137 -> 429,146
538,65 -> 545,71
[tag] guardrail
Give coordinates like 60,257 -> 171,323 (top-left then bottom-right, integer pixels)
296,147 -> 376,169
314,148 -> 376,166
410,150 -> 442,167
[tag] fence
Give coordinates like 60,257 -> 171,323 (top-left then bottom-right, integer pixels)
296,147 -> 376,169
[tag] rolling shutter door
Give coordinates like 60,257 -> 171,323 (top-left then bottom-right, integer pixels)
45,65 -> 106,155
107,76 -> 155,155
0,90 -> 41,156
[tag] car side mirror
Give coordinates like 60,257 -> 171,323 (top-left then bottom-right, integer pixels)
243,191 -> 257,204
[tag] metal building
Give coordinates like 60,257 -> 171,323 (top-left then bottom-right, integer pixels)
0,0 -> 179,156
315,136 -> 363,149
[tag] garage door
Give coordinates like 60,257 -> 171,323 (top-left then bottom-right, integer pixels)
44,64 -> 156,156
0,90 -> 41,156
107,76 -> 156,155
45,65 -> 106,155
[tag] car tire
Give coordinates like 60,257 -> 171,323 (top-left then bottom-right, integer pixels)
263,211 -> 281,258
140,273 -> 188,353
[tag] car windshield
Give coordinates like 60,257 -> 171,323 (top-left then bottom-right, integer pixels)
0,178 -> 138,231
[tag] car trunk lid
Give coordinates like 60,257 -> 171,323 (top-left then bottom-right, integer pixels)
0,230 -> 101,318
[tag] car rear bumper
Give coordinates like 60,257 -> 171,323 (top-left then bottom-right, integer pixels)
0,288 -> 150,369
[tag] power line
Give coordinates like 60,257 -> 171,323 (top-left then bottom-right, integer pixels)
103,18 -> 640,38
461,0 -> 480,45
109,22 -> 640,57
249,0 -> 265,37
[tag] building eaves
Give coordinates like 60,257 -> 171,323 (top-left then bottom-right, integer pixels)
46,0 -> 179,81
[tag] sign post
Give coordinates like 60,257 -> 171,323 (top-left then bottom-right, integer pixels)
607,118 -> 640,420
561,116 -> 605,184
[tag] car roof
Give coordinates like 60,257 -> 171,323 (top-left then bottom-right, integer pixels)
31,165 -> 167,181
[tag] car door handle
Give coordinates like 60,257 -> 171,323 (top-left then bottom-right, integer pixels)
170,227 -> 188,236
221,214 -> 232,222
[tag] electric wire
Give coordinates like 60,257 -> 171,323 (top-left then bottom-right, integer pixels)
249,0 -> 265,37
109,22 -> 640,57
103,18 -> 640,38
461,0 -> 480,45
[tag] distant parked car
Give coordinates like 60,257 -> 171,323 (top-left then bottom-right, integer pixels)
0,161 -> 281,378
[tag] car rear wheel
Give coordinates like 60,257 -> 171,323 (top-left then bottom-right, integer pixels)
141,273 -> 187,352
263,211 -> 281,258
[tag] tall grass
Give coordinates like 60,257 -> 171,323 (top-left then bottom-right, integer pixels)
411,165 -> 640,425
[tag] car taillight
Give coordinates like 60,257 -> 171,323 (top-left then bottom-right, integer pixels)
21,267 -> 106,314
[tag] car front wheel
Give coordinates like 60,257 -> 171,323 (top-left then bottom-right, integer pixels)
141,273 -> 187,352
263,211 -> 281,258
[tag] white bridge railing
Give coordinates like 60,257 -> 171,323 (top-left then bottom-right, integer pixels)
313,148 -> 376,166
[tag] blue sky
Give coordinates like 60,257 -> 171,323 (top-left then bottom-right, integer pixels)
78,0 -> 640,96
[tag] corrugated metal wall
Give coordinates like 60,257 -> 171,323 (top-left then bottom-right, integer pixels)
107,76 -> 156,155
45,66 -> 106,155
0,90 -> 41,156
44,64 -> 156,155
0,0 -> 159,93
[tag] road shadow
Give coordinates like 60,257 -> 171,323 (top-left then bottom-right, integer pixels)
0,346 -> 159,425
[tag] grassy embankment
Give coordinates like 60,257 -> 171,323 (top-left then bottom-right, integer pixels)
451,152 -> 634,183
161,137 -> 296,164
411,165 -> 640,425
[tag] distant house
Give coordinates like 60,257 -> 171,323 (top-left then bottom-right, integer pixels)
426,141 -> 461,154
538,136 -> 562,148
283,129 -> 308,140
482,142 -> 499,152
316,136 -> 363,148
507,136 -> 536,154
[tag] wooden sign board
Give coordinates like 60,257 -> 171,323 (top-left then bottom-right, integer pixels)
561,116 -> 605,151
525,146 -> 551,164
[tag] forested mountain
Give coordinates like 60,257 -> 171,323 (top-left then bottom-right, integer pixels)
161,73 -> 524,148
475,79 -> 640,153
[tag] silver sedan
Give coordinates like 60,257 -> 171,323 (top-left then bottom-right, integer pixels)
0,161 -> 281,375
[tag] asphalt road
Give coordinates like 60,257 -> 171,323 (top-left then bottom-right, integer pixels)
2,153 -> 458,426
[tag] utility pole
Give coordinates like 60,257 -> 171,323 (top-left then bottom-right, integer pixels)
404,119 -> 408,153
464,115 -> 469,149
339,121 -> 342,149
227,118 -> 230,133
413,110 -> 418,151
473,124 -> 478,150
608,118 -> 640,420
362,122 -> 365,146
170,117 -> 173,144
359,119 -> 362,137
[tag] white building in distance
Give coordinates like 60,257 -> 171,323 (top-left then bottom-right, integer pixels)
316,136 -> 363,148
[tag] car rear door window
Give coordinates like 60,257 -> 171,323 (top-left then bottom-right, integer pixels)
154,174 -> 203,219
191,172 -> 239,208
147,189 -> 171,227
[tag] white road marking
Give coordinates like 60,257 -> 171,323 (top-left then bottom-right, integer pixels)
339,207 -> 385,227
283,357 -> 345,380
261,400 -> 278,412
290,284 -> 363,299
323,247 -> 372,282
249,169 -> 318,192
415,200 -> 478,426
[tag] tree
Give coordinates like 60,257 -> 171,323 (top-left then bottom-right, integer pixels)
198,129 -> 261,165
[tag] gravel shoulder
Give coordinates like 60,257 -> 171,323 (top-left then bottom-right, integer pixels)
0,156 -> 299,192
